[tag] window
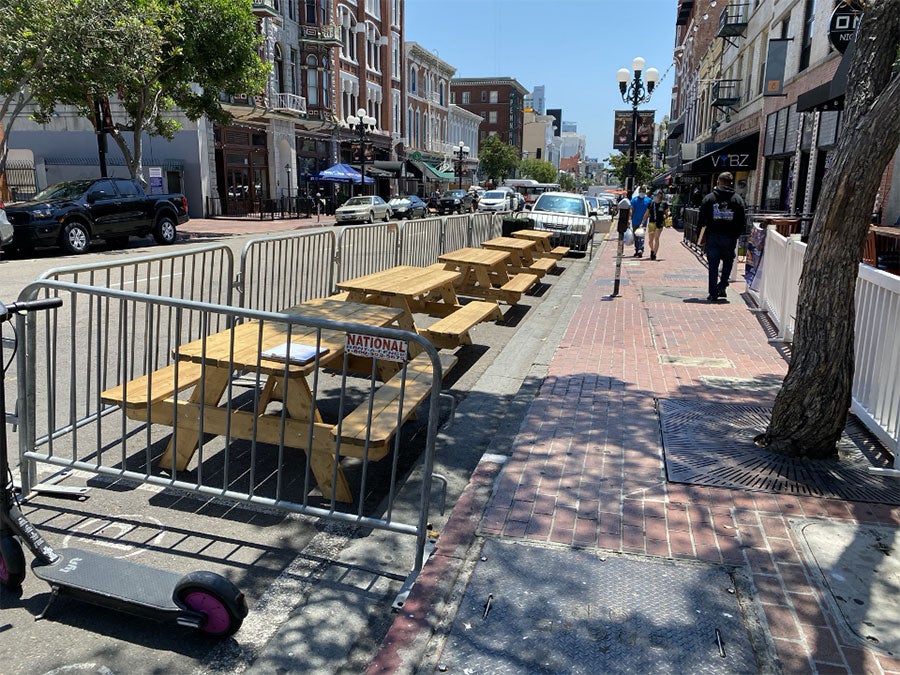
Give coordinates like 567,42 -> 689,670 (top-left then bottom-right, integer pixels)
489,90 -> 498,103
481,91 -> 486,102
287,0 -> 294,21
450,92 -> 456,104
439,82 -> 445,106
306,55 -> 319,106
366,25 -> 381,73
290,48 -> 298,94
274,44 -> 284,93
391,0 -> 400,27
415,110 -> 421,146
799,0 -> 816,72
409,66 -> 417,94
306,0 -> 316,23
365,0 -> 380,20
113,179 -> 140,197
322,67 -> 330,107
489,111 -> 497,124
462,91 -> 470,104
339,8 -> 356,61
392,34 -> 400,79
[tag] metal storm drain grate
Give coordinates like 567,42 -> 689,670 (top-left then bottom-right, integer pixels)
659,399 -> 900,505
437,540 -> 763,674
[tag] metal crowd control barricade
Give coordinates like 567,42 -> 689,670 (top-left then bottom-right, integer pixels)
39,244 -> 235,306
471,212 -> 500,247
399,217 -> 444,267
237,230 -> 337,310
335,222 -> 402,284
442,214 -> 470,253
15,280 -> 453,572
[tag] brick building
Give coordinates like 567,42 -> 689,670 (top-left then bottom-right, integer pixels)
449,77 -> 529,155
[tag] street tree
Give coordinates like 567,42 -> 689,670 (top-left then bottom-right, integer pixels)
519,158 -> 558,183
0,0 -> 74,178
38,0 -> 268,183
557,172 -> 576,192
478,135 -> 519,183
755,0 -> 900,458
604,151 -> 655,189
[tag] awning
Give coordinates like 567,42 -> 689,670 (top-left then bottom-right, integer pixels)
422,161 -> 455,181
797,41 -> 853,113
373,160 -> 404,175
667,121 -> 685,139
681,131 -> 760,174
349,164 -> 393,178
405,160 -> 427,179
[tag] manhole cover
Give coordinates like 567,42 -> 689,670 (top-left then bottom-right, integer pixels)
438,540 -> 762,674
659,355 -> 734,368
659,400 -> 900,504
795,520 -> 900,655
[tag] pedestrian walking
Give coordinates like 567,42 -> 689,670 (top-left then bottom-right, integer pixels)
646,189 -> 669,261
698,172 -> 747,302
630,186 -> 652,257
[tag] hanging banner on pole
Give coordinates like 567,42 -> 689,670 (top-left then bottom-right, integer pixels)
612,110 -> 655,152
763,39 -> 790,96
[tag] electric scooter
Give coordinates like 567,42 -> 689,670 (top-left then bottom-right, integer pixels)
0,296 -> 248,637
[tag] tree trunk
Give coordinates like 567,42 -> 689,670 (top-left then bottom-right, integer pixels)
756,0 -> 900,458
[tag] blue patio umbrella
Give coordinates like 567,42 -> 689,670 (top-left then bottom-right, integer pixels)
314,163 -> 374,183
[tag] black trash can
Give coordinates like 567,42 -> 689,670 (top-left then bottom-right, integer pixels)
502,216 -> 532,237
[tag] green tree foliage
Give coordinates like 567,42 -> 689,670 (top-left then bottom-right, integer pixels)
604,152 -> 655,189
31,0 -> 269,182
518,158 -> 558,184
557,172 -> 576,191
0,0 -> 69,176
478,135 -> 519,183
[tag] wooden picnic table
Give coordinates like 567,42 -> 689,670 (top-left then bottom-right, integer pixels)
101,297 -> 422,503
337,265 -> 502,349
438,247 -> 538,305
511,229 -> 571,259
481,236 -> 556,277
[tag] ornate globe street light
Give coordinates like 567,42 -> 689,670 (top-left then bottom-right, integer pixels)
616,57 -> 659,195
346,108 -> 377,195
454,141 -> 470,190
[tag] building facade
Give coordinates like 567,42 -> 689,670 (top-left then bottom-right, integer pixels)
450,77 -> 529,154
668,0 -> 897,224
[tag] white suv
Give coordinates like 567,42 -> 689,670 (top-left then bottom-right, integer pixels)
526,191 -> 596,251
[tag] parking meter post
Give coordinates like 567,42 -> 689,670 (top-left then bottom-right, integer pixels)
612,233 -> 625,297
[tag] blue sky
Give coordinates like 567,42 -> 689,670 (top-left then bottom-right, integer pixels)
405,0 -> 678,163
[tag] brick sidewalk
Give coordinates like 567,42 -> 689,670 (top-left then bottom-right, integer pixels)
369,230 -> 900,674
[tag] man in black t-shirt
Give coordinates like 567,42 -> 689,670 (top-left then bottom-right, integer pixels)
698,172 -> 747,302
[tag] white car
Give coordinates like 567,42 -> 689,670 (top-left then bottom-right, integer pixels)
526,191 -> 595,251
477,190 -> 513,213
334,195 -> 392,224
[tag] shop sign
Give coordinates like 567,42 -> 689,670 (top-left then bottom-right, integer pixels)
711,152 -> 754,169
829,1 -> 863,54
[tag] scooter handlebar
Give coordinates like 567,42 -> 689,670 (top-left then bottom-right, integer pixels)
0,296 -> 63,321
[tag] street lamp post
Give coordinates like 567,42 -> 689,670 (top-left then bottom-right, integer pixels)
346,107 -> 377,196
284,163 -> 292,214
608,57 -> 658,298
454,141 -> 470,190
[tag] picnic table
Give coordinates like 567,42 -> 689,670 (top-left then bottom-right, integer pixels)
481,236 -> 556,277
100,297 -> 456,502
437,247 -> 538,305
510,229 -> 570,260
336,265 -> 501,350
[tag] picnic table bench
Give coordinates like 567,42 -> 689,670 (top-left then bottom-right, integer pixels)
511,229 -> 570,260
100,298 -> 454,502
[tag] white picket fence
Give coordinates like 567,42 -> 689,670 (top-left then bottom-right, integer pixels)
749,226 -> 900,472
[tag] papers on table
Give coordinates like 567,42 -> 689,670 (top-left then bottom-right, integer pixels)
260,342 -> 330,365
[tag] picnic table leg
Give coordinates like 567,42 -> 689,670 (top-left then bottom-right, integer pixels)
159,367 -> 231,472
280,377 -> 352,502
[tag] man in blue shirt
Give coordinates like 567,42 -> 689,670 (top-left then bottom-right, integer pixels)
630,186 -> 652,257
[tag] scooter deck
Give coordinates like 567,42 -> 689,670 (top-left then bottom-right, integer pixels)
32,547 -> 182,611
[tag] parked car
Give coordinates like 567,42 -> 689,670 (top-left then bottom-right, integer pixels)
334,195 -> 392,224
438,189 -> 475,214
388,195 -> 428,219
477,190 -> 514,213
527,191 -> 595,251
3,178 -> 189,255
0,201 -> 13,253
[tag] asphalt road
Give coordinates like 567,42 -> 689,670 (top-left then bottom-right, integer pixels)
0,221 -> 609,674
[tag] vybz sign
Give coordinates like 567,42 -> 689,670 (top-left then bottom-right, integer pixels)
712,153 -> 753,169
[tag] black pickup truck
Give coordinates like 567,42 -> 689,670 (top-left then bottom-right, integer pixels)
4,178 -> 189,254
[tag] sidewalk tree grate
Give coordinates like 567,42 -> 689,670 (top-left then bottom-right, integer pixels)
658,399 -> 900,505
438,540 -> 764,674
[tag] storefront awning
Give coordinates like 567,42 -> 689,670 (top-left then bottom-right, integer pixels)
373,160 -> 405,175
349,164 -> 394,178
423,161 -> 455,181
797,41 -> 853,113
680,131 -> 760,174
667,121 -> 685,139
